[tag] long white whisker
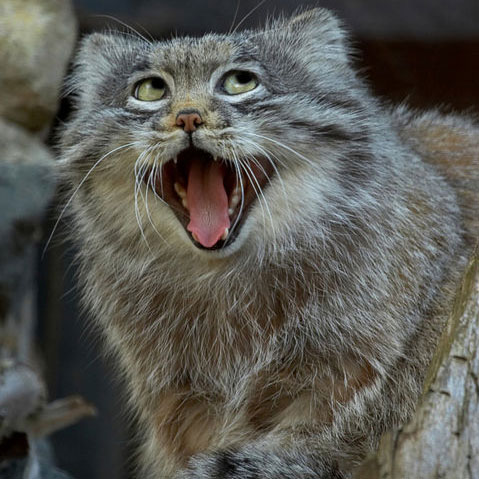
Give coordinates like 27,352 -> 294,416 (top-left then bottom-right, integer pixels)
144,152 -> 168,244
93,15 -> 153,45
151,155 -> 170,207
227,150 -> 245,243
228,0 -> 242,34
242,135 -> 290,170
42,142 -> 136,257
232,0 -> 268,34
147,147 -> 171,209
238,137 -> 290,213
240,158 -> 270,240
246,132 -> 316,168
236,146 -> 276,245
134,146 -> 153,250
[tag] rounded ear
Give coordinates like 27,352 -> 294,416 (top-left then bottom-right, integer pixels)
78,32 -> 116,53
287,8 -> 347,51
67,32 -> 140,100
73,33 -> 123,71
65,33 -> 119,99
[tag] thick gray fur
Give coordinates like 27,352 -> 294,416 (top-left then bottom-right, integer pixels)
57,9 -> 478,479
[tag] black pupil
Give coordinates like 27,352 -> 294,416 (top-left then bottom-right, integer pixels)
150,77 -> 164,89
235,71 -> 252,84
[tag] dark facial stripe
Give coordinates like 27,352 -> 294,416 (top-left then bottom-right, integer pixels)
338,150 -> 376,192
317,93 -> 365,113
286,120 -> 367,143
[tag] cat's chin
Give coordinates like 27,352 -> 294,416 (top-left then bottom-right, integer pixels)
144,146 -> 274,251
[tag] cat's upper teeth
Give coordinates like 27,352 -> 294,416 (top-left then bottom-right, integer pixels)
173,157 -> 178,165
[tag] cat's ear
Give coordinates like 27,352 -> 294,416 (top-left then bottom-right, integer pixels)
65,34 -> 117,97
74,33 -> 123,70
67,33 -> 131,98
285,8 -> 349,60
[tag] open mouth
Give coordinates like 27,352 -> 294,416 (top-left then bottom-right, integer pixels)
144,146 -> 274,250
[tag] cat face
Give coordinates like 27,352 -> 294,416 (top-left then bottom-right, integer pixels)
61,9 -> 371,259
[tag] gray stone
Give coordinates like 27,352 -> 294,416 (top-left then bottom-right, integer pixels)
0,2 -> 80,478
0,439 -> 75,479
0,0 -> 77,133
0,120 -> 56,325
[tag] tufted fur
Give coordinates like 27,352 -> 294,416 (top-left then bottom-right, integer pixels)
57,9 -> 478,479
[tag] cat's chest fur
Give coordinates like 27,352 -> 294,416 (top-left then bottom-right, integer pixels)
105,269 -> 376,468
85,246 -> 378,408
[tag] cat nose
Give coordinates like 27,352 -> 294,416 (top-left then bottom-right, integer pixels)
175,110 -> 203,133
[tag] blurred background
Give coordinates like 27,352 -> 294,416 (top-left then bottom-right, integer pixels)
33,1 -> 479,478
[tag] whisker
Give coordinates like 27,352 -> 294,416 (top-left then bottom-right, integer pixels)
236,146 -> 276,245
144,160 -> 168,245
149,146 -> 169,208
227,149 -> 246,244
228,0 -> 241,35
232,0 -> 268,34
238,137 -> 290,213
42,142 -> 136,257
246,132 -> 316,168
240,158 -> 270,240
93,14 -> 153,46
133,146 -> 154,250
241,135 -> 290,169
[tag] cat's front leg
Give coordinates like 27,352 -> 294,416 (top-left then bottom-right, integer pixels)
177,446 -> 347,479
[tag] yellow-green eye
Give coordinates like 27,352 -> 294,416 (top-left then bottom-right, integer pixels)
134,78 -> 166,101
223,71 -> 258,95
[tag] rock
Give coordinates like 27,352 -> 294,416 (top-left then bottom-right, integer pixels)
0,438 -> 76,479
0,360 -> 46,437
0,0 -> 77,134
0,2 -> 83,478
0,120 -> 56,329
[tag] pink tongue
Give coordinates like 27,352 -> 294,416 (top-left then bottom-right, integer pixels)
186,159 -> 230,248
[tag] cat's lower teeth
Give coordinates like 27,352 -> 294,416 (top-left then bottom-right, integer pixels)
174,182 -> 186,199
221,228 -> 229,240
229,192 -> 240,210
182,198 -> 188,209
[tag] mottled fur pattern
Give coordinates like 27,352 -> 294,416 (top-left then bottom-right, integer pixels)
57,9 -> 478,479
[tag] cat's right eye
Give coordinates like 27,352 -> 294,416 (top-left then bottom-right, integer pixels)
133,78 -> 166,101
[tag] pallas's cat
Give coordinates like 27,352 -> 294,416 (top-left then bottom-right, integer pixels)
58,8 -> 478,479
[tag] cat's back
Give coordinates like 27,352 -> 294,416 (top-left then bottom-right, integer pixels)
392,107 -> 479,242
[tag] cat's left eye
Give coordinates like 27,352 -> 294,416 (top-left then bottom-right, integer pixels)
133,77 -> 166,101
222,71 -> 258,95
